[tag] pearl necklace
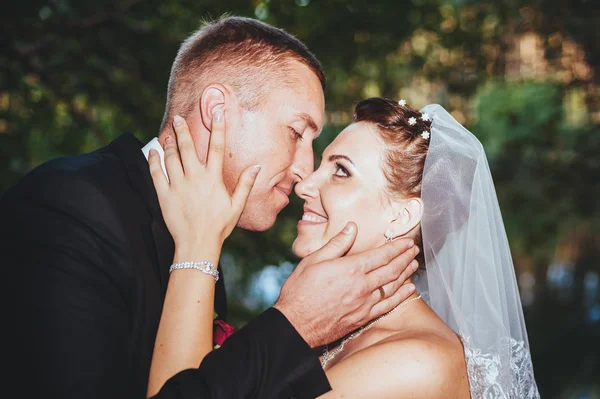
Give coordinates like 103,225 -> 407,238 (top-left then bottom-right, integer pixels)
320,293 -> 422,370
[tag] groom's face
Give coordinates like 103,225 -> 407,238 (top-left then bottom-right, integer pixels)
223,61 -> 325,231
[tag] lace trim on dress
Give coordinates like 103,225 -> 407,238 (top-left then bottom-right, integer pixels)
461,335 -> 540,399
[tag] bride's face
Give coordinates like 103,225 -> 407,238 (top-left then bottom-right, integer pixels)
293,122 -> 394,257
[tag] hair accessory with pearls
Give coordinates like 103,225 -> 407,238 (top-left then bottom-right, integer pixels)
398,99 -> 407,106
408,117 -> 417,126
421,131 -> 430,140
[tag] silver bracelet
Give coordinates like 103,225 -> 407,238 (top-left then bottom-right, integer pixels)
169,261 -> 219,282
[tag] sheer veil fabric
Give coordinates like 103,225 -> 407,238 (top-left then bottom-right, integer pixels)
415,105 -> 540,398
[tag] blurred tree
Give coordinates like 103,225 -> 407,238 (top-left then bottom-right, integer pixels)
473,80 -> 599,398
1,1 -> 598,397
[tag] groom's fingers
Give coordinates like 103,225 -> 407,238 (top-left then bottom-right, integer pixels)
368,282 -> 417,321
372,258 -> 418,303
172,115 -> 200,175
207,109 -> 226,173
303,222 -> 357,266
232,164 -> 261,216
341,238 -> 414,278
364,243 -> 419,290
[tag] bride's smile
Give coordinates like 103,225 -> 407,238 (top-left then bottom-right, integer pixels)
299,206 -> 328,224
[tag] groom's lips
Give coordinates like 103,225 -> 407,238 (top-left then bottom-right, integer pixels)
275,186 -> 291,206
276,186 -> 292,196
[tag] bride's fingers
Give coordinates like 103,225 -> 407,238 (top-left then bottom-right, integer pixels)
148,149 -> 169,195
172,115 -> 201,175
163,135 -> 184,183
231,164 -> 261,217
207,110 -> 226,173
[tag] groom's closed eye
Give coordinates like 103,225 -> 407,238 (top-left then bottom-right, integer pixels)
294,113 -> 319,135
289,127 -> 304,140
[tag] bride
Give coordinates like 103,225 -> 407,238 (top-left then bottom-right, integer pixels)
146,98 -> 540,398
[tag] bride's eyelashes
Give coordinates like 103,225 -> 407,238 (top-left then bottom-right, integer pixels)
333,162 -> 351,178
288,126 -> 304,141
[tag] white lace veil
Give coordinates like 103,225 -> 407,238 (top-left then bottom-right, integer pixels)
415,104 -> 540,398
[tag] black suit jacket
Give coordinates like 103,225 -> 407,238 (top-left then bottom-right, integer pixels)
2,132 -> 330,399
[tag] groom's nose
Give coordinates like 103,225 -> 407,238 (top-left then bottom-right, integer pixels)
290,145 -> 314,183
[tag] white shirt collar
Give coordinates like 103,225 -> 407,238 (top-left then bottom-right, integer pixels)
141,137 -> 168,181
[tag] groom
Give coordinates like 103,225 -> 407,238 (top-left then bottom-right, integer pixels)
1,16 -> 418,399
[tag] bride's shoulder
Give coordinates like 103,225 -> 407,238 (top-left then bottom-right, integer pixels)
326,331 -> 468,399
377,329 -> 465,372
379,329 -> 466,370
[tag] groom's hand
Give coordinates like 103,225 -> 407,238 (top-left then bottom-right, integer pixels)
274,222 -> 420,348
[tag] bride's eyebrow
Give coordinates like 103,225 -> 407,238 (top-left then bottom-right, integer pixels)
328,154 -> 355,166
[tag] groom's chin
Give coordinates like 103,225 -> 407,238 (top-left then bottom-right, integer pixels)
236,210 -> 277,232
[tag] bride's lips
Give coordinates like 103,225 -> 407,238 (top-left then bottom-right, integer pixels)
298,207 -> 328,226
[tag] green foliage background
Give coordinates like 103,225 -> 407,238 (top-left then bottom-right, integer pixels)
1,1 -> 598,397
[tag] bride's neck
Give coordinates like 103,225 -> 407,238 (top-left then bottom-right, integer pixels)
318,281 -> 426,369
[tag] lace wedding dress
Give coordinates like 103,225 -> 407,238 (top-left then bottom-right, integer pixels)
462,335 -> 539,398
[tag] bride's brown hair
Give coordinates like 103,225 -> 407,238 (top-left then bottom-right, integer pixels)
353,97 -> 432,267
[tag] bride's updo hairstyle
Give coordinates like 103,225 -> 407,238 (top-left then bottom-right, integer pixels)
353,97 -> 432,267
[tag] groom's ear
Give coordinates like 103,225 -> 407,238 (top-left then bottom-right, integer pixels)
199,84 -> 228,132
385,198 -> 424,239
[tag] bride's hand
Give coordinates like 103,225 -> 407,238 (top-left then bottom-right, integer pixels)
148,111 -> 261,255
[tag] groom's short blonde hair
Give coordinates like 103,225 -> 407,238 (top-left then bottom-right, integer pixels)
160,16 -> 326,131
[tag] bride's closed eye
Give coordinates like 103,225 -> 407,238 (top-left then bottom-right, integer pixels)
334,162 -> 351,178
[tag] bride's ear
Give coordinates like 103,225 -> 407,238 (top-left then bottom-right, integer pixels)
199,84 -> 228,131
384,198 -> 424,239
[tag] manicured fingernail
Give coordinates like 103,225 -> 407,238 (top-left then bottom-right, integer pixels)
148,149 -> 157,157
414,246 -> 420,255
408,284 -> 416,294
342,222 -> 355,235
165,136 -> 174,144
408,240 -> 414,248
173,115 -> 183,127
250,164 -> 262,177
213,110 -> 223,122
411,259 -> 419,272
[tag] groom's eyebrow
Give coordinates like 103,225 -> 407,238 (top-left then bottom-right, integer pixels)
328,154 -> 355,166
297,113 -> 319,135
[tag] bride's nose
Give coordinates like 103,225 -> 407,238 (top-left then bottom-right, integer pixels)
295,172 -> 319,200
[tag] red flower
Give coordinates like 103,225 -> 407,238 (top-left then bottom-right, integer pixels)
213,319 -> 238,347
